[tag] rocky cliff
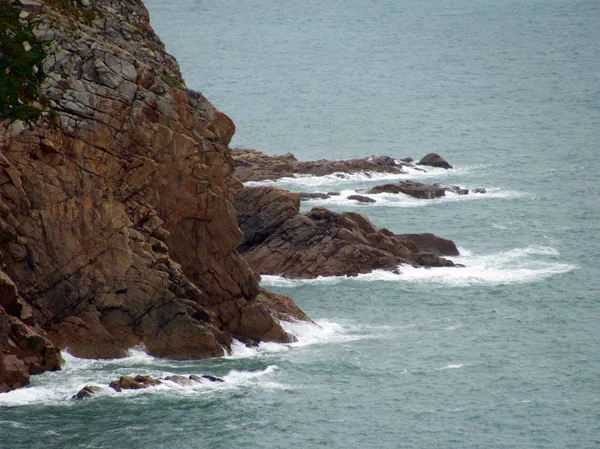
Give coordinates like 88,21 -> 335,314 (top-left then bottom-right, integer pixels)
0,0 -> 307,392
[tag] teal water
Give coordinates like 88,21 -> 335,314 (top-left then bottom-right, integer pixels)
2,1 -> 599,448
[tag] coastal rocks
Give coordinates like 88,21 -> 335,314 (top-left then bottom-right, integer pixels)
73,373 -> 226,398
0,271 -> 62,393
417,153 -> 453,169
367,181 -> 483,199
347,194 -> 376,203
1,0 -> 309,391
234,186 -> 457,278
109,375 -> 162,392
72,385 -> 104,399
231,148 -> 412,182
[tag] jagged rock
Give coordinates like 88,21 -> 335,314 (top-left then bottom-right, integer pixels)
1,0 -> 309,390
473,187 -> 487,194
99,372 -> 226,395
417,153 -> 453,169
164,375 -> 194,386
0,271 -> 62,393
367,181 -> 476,199
231,149 -> 415,182
108,375 -> 162,392
73,385 -> 104,400
398,234 -> 459,257
199,374 -> 225,383
298,192 -> 330,200
347,194 -> 376,203
234,187 -> 457,278
368,181 -> 448,199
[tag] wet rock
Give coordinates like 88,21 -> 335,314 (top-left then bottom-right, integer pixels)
199,375 -> 225,383
1,0 -> 310,389
108,375 -> 162,392
473,188 -> 487,194
367,181 -> 477,199
347,195 -> 376,203
164,375 -> 194,386
368,181 -> 447,199
73,385 -> 104,400
298,192 -> 330,200
231,149 -> 415,182
417,153 -> 453,169
235,187 -> 458,278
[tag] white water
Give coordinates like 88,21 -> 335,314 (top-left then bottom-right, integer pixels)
260,245 -> 577,288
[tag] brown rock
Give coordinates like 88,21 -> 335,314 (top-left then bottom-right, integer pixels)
73,385 -> 104,400
368,181 -> 447,199
0,0 -> 310,391
108,375 -> 162,392
235,187 -> 457,278
231,149 -> 413,182
347,194 -> 376,203
367,181 -> 476,199
417,153 -> 453,169
164,375 -> 194,386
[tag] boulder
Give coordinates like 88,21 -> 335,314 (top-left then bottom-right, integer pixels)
73,385 -> 104,400
298,192 -> 331,200
367,181 -> 477,199
108,375 -> 162,392
347,194 -> 376,203
417,153 -> 453,169
368,181 -> 447,199
164,375 -> 195,386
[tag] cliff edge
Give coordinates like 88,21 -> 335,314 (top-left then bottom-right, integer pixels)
0,0 -> 307,392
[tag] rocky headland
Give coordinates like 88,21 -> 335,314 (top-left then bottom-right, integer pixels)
0,0 -> 307,392
0,0 -> 466,393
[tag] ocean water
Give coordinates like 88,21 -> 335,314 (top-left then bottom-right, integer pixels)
2,1 -> 599,448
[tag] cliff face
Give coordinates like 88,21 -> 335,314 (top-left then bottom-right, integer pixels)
0,0 -> 306,391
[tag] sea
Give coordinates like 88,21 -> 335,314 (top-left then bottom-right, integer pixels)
1,1 -> 599,448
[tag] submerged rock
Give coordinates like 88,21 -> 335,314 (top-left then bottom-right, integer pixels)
73,385 -> 105,400
368,181 -> 447,199
109,375 -> 162,392
367,181 -> 483,199
347,194 -> 376,203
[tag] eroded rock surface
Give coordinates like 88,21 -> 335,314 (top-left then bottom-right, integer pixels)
231,148 -> 416,182
0,0 -> 308,391
417,153 -> 453,169
234,186 -> 457,278
367,181 -> 480,199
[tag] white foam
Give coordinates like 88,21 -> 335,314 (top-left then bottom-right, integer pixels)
228,318 -> 368,359
295,186 -> 523,210
260,245 -> 576,288
244,165 -> 471,190
438,363 -> 465,370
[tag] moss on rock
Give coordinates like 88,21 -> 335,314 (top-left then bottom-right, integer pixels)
0,1 -> 49,122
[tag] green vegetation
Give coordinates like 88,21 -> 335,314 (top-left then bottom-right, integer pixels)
42,0 -> 96,24
0,2 -> 49,122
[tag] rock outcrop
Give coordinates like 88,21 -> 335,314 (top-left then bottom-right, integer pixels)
0,0 -> 308,391
234,186 -> 458,278
73,372 -> 225,398
231,148 -> 416,182
367,181 -> 483,199
417,153 -> 453,169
